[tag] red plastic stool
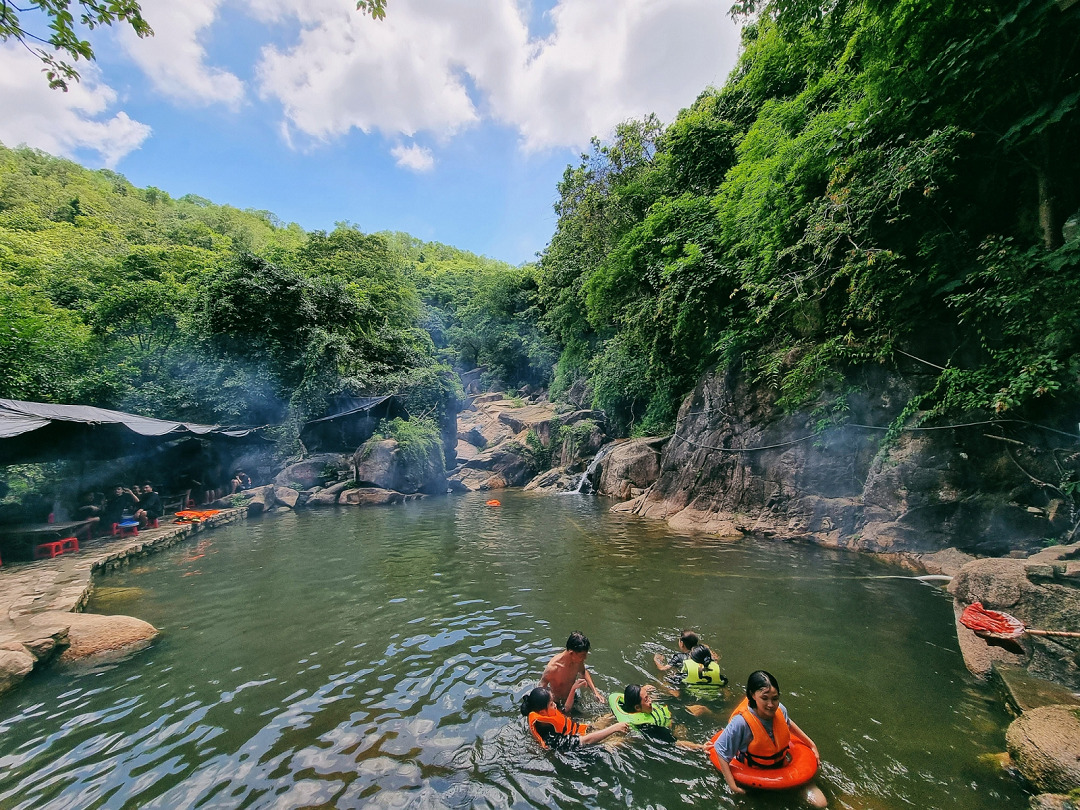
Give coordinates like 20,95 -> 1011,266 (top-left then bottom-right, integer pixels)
60,536 -> 79,553
112,521 -> 139,538
34,541 -> 65,559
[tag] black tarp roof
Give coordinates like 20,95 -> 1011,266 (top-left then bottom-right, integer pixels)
299,395 -> 408,452
0,399 -> 269,465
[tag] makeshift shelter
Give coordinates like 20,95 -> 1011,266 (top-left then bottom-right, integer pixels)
0,399 -> 269,466
299,396 -> 408,452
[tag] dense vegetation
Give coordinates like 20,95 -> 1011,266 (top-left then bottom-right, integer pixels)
537,0 -> 1080,437
4,0 -> 1078,459
0,143 -> 548,448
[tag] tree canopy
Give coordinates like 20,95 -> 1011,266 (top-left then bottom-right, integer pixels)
0,142 -> 548,447
536,0 -> 1080,436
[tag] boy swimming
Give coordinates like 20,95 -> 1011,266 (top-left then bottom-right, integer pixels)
539,631 -> 604,709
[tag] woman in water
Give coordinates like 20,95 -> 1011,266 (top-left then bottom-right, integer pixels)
521,684 -> 629,751
711,670 -> 827,808
611,683 -> 706,749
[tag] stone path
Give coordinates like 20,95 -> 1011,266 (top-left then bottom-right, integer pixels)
0,509 -> 246,695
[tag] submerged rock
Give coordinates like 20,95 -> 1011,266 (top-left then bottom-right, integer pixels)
339,488 -> 407,506
1006,705 -> 1080,793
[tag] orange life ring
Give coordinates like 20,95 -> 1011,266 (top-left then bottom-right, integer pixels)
707,729 -> 818,790
486,499 -> 501,507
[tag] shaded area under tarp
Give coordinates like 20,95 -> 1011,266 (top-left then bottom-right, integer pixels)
300,395 -> 408,453
0,399 -> 270,466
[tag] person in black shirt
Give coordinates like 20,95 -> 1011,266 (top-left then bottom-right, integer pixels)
654,629 -> 699,673
102,485 -> 139,530
138,483 -> 163,526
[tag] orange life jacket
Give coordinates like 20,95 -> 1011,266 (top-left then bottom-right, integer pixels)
527,706 -> 585,749
729,696 -> 790,768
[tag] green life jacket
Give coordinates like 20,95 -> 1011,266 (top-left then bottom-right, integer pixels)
681,658 -> 727,686
608,693 -> 672,727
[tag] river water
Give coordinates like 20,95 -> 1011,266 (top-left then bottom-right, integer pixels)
0,491 -> 1027,809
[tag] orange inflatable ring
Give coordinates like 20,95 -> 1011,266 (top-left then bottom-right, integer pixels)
707,729 -> 818,790
486,499 -> 501,507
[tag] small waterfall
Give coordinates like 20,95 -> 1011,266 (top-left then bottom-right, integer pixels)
570,442 -> 617,495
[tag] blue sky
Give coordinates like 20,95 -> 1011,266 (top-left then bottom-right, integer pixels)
1,0 -> 743,265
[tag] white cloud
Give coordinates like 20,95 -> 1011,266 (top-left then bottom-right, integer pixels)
0,44 -> 152,168
391,143 -> 436,171
497,0 -> 741,150
118,0 -> 245,107
252,0 -> 741,155
254,0 -> 499,142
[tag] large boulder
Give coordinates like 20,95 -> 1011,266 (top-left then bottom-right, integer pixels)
274,454 -> 350,490
17,611 -> 158,663
1006,705 -> 1080,793
58,612 -> 158,661
304,481 -> 353,507
524,467 -> 579,493
950,544 -> 1080,688
242,484 -> 275,516
556,419 -> 607,469
353,438 -> 446,495
0,647 -> 35,695
596,438 -> 667,499
273,486 -> 299,509
449,442 -> 539,491
455,440 -> 480,464
497,404 -> 558,439
458,426 -> 487,449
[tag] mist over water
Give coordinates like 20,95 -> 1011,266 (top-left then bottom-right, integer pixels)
0,492 -> 1026,809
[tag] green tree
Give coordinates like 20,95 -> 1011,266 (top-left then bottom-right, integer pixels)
0,0 -> 152,89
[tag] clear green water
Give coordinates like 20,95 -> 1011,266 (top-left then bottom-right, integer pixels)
0,491 -> 1026,809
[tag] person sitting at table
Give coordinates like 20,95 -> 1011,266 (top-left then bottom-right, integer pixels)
138,483 -> 163,527
75,491 -> 104,532
102,485 -> 140,532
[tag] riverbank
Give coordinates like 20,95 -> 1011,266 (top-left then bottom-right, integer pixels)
0,508 -> 246,696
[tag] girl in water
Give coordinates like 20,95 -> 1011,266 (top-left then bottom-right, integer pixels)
520,684 -> 629,751
610,683 -> 706,749
711,670 -> 827,808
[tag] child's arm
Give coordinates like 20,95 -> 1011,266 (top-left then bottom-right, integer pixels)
583,666 -> 603,701
563,678 -> 587,713
581,721 -> 630,745
653,652 -> 673,672
716,757 -> 746,794
788,720 -> 820,760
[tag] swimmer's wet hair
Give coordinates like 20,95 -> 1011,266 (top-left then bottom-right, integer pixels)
566,631 -> 590,653
680,630 -> 699,649
623,684 -> 644,712
690,645 -> 713,667
520,686 -> 551,716
746,670 -> 780,712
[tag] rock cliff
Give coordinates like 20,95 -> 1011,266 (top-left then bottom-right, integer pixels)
632,364 -> 1079,554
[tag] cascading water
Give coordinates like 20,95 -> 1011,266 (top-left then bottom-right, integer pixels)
570,441 -> 617,494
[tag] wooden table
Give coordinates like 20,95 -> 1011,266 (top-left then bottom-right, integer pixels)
0,519 -> 97,560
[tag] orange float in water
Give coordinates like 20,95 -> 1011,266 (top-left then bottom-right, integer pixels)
707,730 -> 818,790
486,499 -> 501,507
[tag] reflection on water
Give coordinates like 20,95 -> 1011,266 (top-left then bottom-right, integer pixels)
0,491 -> 1027,809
